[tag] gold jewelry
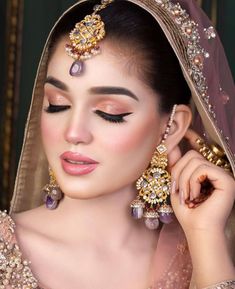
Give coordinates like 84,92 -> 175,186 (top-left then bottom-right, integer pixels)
196,138 -> 231,172
65,0 -> 113,76
131,105 -> 177,229
42,168 -> 63,210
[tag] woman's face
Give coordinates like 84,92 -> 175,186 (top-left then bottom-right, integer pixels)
41,38 -> 167,199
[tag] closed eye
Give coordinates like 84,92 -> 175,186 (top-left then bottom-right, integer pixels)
44,104 -> 71,113
94,110 -> 132,123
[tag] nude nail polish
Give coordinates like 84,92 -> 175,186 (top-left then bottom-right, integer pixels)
179,190 -> 185,205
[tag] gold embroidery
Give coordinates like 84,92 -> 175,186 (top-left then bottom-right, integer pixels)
0,211 -> 40,289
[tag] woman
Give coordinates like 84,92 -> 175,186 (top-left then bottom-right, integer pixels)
0,0 -> 235,288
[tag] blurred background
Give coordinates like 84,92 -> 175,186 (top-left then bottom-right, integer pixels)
0,0 -> 235,210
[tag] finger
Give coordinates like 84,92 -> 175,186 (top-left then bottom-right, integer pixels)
170,183 -> 185,209
171,150 -> 204,193
177,157 -> 208,202
188,163 -> 220,202
190,174 -> 214,202
170,183 -> 191,217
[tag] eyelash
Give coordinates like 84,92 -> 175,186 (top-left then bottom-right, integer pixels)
44,105 -> 132,123
44,104 -> 70,113
95,110 -> 132,123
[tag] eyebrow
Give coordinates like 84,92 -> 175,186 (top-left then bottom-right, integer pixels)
44,77 -> 139,101
89,86 -> 139,101
44,76 -> 69,91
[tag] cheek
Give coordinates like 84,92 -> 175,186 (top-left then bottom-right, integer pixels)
97,117 -> 161,189
112,127 -> 152,153
40,114 -> 62,148
99,117 -> 160,155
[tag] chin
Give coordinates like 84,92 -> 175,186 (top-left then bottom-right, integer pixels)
60,185 -> 106,200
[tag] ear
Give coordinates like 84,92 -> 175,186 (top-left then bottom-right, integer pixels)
164,105 -> 192,153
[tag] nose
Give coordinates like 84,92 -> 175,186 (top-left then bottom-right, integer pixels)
64,113 -> 93,145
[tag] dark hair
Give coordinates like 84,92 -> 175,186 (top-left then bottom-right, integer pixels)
49,0 -> 191,113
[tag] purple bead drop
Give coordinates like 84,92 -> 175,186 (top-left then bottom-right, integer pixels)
69,60 -> 84,76
159,212 -> 173,224
131,206 -> 143,219
46,195 -> 58,210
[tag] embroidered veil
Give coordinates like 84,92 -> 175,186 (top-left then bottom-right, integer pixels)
8,0 -> 235,287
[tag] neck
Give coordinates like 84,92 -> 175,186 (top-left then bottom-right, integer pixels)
47,185 -> 156,249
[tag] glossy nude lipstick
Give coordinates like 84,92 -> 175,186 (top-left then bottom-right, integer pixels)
60,152 -> 99,176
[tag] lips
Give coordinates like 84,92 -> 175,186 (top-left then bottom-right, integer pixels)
66,159 -> 91,165
60,152 -> 99,176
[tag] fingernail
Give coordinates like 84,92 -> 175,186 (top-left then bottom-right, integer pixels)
190,193 -> 194,201
171,180 -> 176,194
198,174 -> 207,183
179,190 -> 185,205
188,202 -> 195,209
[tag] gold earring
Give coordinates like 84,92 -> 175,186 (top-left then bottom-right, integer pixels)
42,168 -> 63,210
131,105 -> 177,229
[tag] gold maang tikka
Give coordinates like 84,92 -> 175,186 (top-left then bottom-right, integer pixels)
131,105 -> 177,230
65,0 -> 113,76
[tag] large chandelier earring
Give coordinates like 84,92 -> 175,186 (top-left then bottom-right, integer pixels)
130,105 -> 177,230
42,167 -> 63,210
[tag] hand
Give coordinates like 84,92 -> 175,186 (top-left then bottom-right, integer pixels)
168,129 -> 235,235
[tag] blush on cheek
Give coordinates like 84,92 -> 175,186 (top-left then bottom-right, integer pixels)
102,122 -> 158,154
41,117 -> 62,146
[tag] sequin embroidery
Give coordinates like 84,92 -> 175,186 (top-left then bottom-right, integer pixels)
0,211 -> 40,289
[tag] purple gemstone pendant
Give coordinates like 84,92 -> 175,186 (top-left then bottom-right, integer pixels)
130,199 -> 145,219
46,195 -> 58,210
131,206 -> 144,219
158,205 -> 174,224
69,60 -> 84,76
159,212 -> 173,224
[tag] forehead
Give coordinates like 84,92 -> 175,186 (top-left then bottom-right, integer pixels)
48,38 -> 126,79
47,37 -> 157,99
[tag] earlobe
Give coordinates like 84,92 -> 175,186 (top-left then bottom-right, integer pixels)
164,104 -> 192,152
